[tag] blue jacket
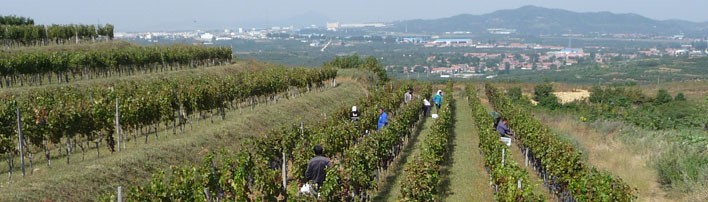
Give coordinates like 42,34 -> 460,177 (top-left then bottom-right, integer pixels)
378,112 -> 388,130
433,94 -> 443,105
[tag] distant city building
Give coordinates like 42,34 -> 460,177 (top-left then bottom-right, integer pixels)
326,22 -> 340,31
487,28 -> 516,35
215,36 -> 232,41
548,48 -> 586,57
430,39 -> 472,46
401,37 -> 425,43
199,33 -> 214,41
326,22 -> 386,31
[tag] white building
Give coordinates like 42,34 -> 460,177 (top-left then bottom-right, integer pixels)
199,33 -> 214,41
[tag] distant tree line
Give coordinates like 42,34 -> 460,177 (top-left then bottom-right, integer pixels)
0,15 -> 34,26
324,54 -> 389,83
0,15 -> 114,46
1,24 -> 114,46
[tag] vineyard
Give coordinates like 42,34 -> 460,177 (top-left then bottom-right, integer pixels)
0,15 -> 114,47
467,85 -> 543,201
101,80 -> 431,201
0,44 -> 233,87
397,82 -> 454,201
0,63 -> 336,171
0,15 -> 700,201
485,83 -> 637,201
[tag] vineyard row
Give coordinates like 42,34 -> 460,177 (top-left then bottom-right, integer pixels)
466,85 -> 543,201
315,84 -> 431,201
485,83 -> 637,201
108,82 -> 431,201
0,24 -> 114,46
0,45 -> 233,88
0,66 -> 337,176
398,82 -> 454,201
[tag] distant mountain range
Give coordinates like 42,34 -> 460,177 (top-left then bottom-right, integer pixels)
385,6 -> 708,36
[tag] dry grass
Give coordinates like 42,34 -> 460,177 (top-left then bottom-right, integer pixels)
553,89 -> 590,104
535,112 -> 673,202
684,189 -> 708,202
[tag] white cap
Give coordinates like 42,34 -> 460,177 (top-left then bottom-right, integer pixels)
352,106 -> 357,111
437,90 -> 442,94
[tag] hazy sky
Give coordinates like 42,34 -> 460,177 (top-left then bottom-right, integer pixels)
2,0 -> 707,31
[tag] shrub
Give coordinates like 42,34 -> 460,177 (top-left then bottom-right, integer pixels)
533,82 -> 561,110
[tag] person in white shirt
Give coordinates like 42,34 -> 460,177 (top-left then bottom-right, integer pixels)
404,88 -> 413,104
423,98 -> 431,116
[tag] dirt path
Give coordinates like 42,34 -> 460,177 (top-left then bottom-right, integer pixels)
440,92 -> 494,201
373,115 -> 433,201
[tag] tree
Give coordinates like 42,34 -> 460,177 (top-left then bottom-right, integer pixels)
533,82 -> 560,109
504,62 -> 511,74
413,66 -> 426,73
363,56 -> 388,82
506,87 -> 523,101
692,40 -> 707,51
674,92 -> 687,101
654,89 -> 673,105
550,64 -> 557,70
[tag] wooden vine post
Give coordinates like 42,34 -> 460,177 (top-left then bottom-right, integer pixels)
17,107 -> 26,177
115,98 -> 121,152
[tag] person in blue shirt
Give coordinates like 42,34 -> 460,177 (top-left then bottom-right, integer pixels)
377,107 -> 388,130
496,118 -> 514,137
433,90 -> 443,113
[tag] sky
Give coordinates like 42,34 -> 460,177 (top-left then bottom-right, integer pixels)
2,0 -> 707,32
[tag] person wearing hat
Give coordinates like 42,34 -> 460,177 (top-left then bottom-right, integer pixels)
433,90 -> 443,113
350,106 -> 360,122
404,88 -> 413,104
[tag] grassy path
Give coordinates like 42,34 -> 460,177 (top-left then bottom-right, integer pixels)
0,78 -> 367,201
440,92 -> 494,201
373,115 -> 433,201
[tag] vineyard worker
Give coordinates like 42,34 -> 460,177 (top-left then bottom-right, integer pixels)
350,106 -> 360,121
305,144 -> 331,191
433,90 -> 443,113
423,98 -> 432,116
496,118 -> 514,137
491,111 -> 501,129
378,107 -> 389,130
404,88 -> 413,104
